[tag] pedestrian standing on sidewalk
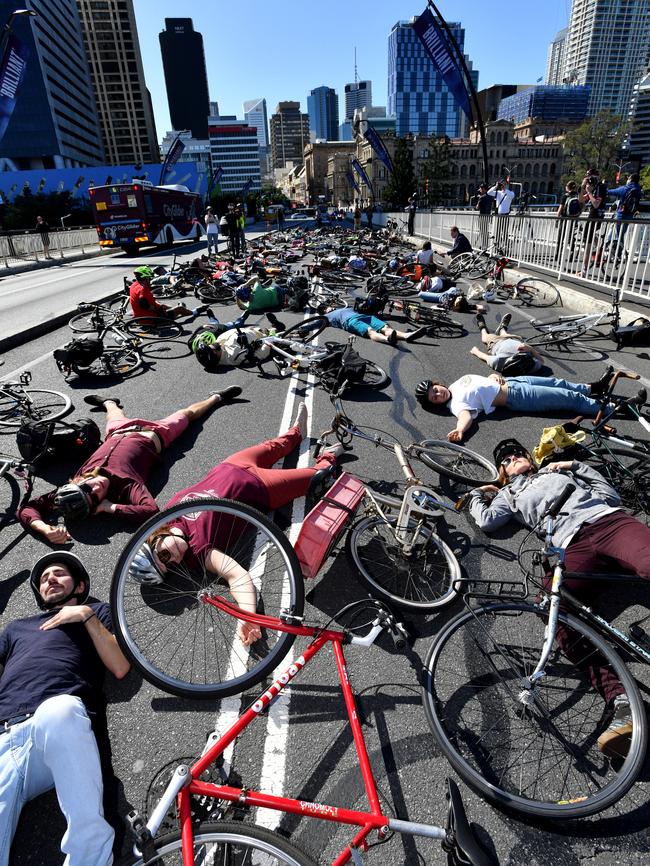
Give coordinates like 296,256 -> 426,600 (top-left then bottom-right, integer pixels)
406,194 -> 418,235
226,205 -> 239,256
353,201 -> 362,231
475,184 -> 493,251
555,181 -> 582,263
487,181 -> 515,250
35,216 -> 52,259
235,204 -> 247,256
204,206 -> 219,256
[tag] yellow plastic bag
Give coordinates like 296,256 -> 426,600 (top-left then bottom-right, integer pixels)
533,424 -> 586,465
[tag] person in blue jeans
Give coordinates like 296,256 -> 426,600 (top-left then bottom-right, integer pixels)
414,367 -> 615,442
0,552 -> 130,866
314,305 -> 428,345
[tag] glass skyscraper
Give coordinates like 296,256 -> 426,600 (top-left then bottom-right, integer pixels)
387,18 -> 478,138
307,86 -> 339,140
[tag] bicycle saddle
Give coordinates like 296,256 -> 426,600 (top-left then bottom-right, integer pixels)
444,778 -> 498,866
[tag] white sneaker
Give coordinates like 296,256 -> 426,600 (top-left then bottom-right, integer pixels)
292,401 -> 308,440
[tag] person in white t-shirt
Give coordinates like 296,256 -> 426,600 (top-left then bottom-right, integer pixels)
487,181 -> 515,249
414,367 -> 616,442
205,206 -> 219,256
416,240 -> 435,267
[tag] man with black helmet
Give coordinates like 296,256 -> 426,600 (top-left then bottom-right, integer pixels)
19,389 -> 242,544
0,552 -> 130,864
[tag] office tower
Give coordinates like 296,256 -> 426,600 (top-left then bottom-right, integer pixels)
243,98 -> 269,148
344,80 -> 372,120
209,101 -> 220,117
208,116 -> 261,196
497,85 -> 590,125
387,18 -> 479,138
307,86 -> 339,140
77,0 -> 159,164
0,0 -> 104,169
545,28 -> 568,85
563,0 -> 650,116
627,70 -> 650,163
159,19 -> 210,139
269,102 -> 310,169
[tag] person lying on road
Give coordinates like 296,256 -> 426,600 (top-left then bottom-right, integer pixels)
313,306 -> 429,346
19,389 -> 241,544
470,311 -> 544,375
129,402 -> 342,646
414,367 -> 617,442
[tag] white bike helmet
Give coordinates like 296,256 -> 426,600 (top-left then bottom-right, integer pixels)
128,543 -> 164,585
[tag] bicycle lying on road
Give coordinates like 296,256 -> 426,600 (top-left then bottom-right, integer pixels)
0,371 -> 71,429
526,288 -> 625,350
424,485 -> 648,820
0,452 -> 33,530
115,587 -> 496,865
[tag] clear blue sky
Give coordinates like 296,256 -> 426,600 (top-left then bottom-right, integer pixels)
133,0 -> 572,140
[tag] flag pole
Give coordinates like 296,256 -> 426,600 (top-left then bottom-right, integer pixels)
425,0 -> 489,185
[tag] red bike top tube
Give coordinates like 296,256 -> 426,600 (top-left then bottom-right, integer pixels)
203,594 -> 348,642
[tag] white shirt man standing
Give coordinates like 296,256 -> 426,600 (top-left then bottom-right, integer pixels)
204,206 -> 219,256
487,181 -> 516,249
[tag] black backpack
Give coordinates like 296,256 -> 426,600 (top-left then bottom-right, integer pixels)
620,186 -> 641,217
614,317 -> 650,348
16,417 -> 101,463
53,337 -> 103,370
499,353 -> 538,377
285,276 -> 309,312
354,291 -> 388,315
564,193 -> 582,217
317,343 -> 367,392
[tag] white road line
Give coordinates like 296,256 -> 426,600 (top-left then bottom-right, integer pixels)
0,348 -> 61,383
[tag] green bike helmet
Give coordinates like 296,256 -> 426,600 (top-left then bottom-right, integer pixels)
191,330 -> 218,353
134,266 -> 154,280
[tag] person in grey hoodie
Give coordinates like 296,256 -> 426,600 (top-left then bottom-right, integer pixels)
466,436 -> 650,757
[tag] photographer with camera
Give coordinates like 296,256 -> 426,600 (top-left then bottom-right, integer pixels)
487,179 -> 515,248
578,167 -> 607,278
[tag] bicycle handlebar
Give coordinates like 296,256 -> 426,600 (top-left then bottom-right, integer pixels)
547,483 -> 576,519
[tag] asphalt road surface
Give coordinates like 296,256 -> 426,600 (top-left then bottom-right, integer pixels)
1,239 -> 650,866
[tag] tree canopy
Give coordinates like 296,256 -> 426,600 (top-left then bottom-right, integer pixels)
561,110 -> 633,187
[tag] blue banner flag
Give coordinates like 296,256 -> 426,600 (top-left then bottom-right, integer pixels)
351,158 -> 372,191
363,125 -> 393,173
413,8 -> 472,121
346,170 -> 359,193
159,135 -> 185,185
0,33 -> 29,144
207,165 -> 224,197
238,178 -> 253,199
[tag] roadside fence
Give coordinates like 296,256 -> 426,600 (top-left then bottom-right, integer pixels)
0,227 -> 100,269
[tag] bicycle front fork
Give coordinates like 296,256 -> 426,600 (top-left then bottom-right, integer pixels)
518,560 -> 564,707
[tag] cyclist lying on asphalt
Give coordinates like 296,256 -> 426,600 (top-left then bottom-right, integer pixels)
0,552 -> 130,865
129,402 -> 342,646
313,306 -> 429,345
128,266 -> 209,320
466,437 -> 650,757
19,389 -> 241,544
415,366 -> 616,442
470,311 -> 544,375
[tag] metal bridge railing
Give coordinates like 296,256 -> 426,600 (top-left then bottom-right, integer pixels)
0,227 -> 100,268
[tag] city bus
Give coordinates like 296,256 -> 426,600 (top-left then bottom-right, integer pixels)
89,181 -> 204,254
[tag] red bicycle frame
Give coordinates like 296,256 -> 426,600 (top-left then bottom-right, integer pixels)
142,596 -> 446,866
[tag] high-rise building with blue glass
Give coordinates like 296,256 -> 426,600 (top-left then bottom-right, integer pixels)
387,18 -> 478,138
307,86 -> 339,141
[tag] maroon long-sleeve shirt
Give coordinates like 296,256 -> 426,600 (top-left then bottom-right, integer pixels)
19,433 -> 161,529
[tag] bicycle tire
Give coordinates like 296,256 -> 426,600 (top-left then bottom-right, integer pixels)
140,340 -> 192,361
110,498 -> 304,699
446,252 -> 476,276
515,277 -> 561,308
194,282 -> 235,303
581,446 -> 650,523
422,602 -> 647,819
415,441 -> 498,486
346,514 -> 459,611
69,308 -> 116,333
71,347 -> 142,379
151,284 -> 185,300
125,318 -> 184,340
465,253 -> 493,280
123,821 -> 317,866
279,316 -> 329,344
525,324 -> 589,349
358,360 -> 389,390
0,388 -> 72,428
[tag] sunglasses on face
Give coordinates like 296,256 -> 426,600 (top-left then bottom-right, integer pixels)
501,454 -> 527,467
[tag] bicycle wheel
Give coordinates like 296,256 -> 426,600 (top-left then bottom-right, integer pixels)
194,282 -> 235,303
465,253 -> 493,280
68,308 -> 116,333
111,498 -> 304,699
0,388 -> 72,428
446,252 -> 476,276
140,340 -> 192,361
358,360 -> 389,390
125,318 -> 184,340
581,446 -> 650,524
279,316 -> 329,344
422,602 -> 647,819
346,514 -> 459,611
0,461 -> 19,530
525,324 -> 589,349
124,821 -> 317,866
415,441 -> 498,486
515,277 -> 561,308
73,347 -> 142,378
152,284 -> 185,299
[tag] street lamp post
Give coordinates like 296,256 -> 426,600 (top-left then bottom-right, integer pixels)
611,161 -> 632,184
60,213 -> 72,230
0,8 -> 36,56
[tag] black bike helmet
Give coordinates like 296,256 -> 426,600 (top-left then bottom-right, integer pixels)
195,341 -> 221,372
54,483 -> 91,519
30,552 -> 90,610
415,379 -> 433,405
493,438 -> 534,469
